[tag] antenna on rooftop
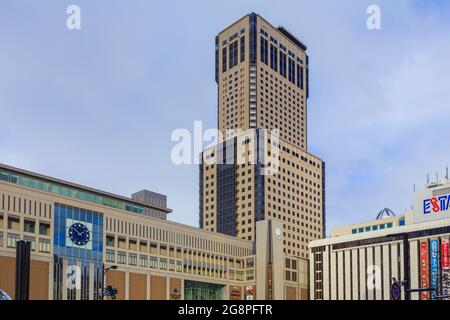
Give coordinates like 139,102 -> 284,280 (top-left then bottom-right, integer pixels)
446,165 -> 449,180
427,173 -> 430,184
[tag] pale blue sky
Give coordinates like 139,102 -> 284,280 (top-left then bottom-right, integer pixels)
1,0 -> 450,233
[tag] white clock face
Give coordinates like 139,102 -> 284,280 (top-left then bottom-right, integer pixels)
66,218 -> 93,250
274,228 -> 281,237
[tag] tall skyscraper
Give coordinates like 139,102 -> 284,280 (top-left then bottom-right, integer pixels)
200,13 -> 325,259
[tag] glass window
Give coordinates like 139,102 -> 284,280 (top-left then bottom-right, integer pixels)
117,251 -> 126,264
260,37 -> 268,65
39,222 -> 50,236
176,261 -> 182,272
106,235 -> 115,247
160,258 -> 167,270
280,52 -> 287,77
222,47 -> 227,72
379,224 -> 385,230
0,213 -> 4,228
150,243 -> 158,254
139,241 -> 147,252
24,219 -> 35,233
7,216 -> 20,231
7,233 -> 20,248
24,235 -> 36,251
169,259 -> 175,271
387,223 -> 393,228
129,253 -> 137,266
139,255 -> 148,268
0,231 -> 3,247
129,239 -> 137,251
352,229 -> 357,234
240,36 -> 245,62
118,237 -> 126,249
38,238 -> 50,253
270,44 -> 278,71
106,249 -> 115,262
149,256 -> 158,269
0,170 -> 10,181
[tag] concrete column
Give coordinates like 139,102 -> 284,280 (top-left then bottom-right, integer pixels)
359,248 -> 366,300
399,243 -> 405,300
181,278 -> 184,300
351,249 -> 359,300
344,250 -> 351,300
48,258 -> 54,300
125,271 -> 129,300
62,259 -> 68,300
75,260 -> 81,300
366,247 -> 374,300
410,240 -> 419,300
330,251 -> 337,300
374,246 -> 382,300
146,274 -> 150,300
89,262 -> 94,300
323,246 -> 330,300
382,244 -> 391,300
337,251 -> 344,300
309,251 -> 315,299
166,277 -> 170,300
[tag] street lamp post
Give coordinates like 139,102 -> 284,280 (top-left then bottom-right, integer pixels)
102,264 -> 117,300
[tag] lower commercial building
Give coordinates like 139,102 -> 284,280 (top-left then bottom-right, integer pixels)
309,179 -> 450,300
0,163 -> 308,300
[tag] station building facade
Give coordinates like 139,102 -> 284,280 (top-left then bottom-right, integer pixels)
309,179 -> 450,300
0,163 -> 308,300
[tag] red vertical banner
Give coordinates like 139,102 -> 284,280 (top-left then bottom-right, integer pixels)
442,239 -> 450,299
419,240 -> 430,300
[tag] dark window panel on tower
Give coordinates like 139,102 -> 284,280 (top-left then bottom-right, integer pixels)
240,36 -> 245,62
288,58 -> 295,83
260,37 -> 268,65
222,47 -> 227,73
280,52 -> 287,78
270,44 -> 278,71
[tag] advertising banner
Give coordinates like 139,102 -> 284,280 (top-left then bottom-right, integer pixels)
442,239 -> 450,299
419,240 -> 430,300
430,239 -> 439,300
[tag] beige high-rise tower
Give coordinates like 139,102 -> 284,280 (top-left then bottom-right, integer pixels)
200,13 -> 325,259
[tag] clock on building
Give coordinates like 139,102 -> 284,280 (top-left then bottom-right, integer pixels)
68,222 -> 90,246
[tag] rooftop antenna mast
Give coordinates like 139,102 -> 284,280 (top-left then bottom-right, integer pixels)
446,165 -> 449,180
427,173 -> 430,184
